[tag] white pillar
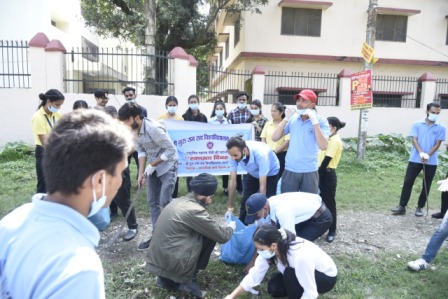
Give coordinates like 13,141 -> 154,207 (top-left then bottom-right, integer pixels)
44,40 -> 66,91
251,66 -> 265,103
28,32 -> 49,90
188,54 -> 198,95
169,47 -> 193,101
419,72 -> 437,109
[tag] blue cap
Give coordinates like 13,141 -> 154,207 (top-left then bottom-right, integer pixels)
244,193 -> 267,224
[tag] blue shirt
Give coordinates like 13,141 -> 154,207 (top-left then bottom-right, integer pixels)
409,119 -> 446,165
229,140 -> 279,178
284,113 -> 330,173
0,194 -> 105,299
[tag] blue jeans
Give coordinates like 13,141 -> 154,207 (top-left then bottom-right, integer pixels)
422,212 -> 448,263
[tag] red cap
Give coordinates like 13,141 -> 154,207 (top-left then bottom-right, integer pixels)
293,89 -> 317,104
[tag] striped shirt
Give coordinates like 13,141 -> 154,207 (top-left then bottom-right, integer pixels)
228,108 -> 251,124
136,118 -> 178,177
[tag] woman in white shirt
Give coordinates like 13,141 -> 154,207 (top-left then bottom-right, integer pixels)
225,224 -> 337,299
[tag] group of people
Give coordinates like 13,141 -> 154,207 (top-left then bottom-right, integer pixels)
1,87 -> 447,298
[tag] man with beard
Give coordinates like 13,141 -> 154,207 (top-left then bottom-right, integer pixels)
118,103 -> 178,251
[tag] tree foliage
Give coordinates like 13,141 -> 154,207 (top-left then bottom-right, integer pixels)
81,0 -> 268,53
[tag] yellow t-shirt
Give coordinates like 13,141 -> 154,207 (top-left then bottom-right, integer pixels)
157,113 -> 184,121
260,120 -> 290,152
31,107 -> 63,146
318,134 -> 343,169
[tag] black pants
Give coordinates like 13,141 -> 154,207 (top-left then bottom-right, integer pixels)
276,151 -> 286,179
319,169 -> 337,234
222,174 -> 243,192
35,145 -> 46,193
438,172 -> 448,216
399,162 -> 437,208
295,208 -> 333,241
128,151 -> 140,180
172,177 -> 180,198
239,174 -> 278,222
268,267 -> 337,299
111,167 -> 138,229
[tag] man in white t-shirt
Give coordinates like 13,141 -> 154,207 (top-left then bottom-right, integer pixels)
0,110 -> 133,298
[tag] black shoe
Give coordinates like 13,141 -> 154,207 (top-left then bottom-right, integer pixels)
123,229 -> 137,241
223,189 -> 229,196
391,205 -> 406,215
137,238 -> 151,251
156,276 -> 180,291
432,212 -> 445,219
110,212 -> 118,221
179,281 -> 205,298
326,233 -> 336,243
415,207 -> 424,217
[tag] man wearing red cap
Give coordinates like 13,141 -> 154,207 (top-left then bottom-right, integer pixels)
272,89 -> 330,194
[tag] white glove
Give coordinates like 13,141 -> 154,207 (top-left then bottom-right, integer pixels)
227,221 -> 236,231
225,209 -> 233,220
419,152 -> 430,160
144,164 -> 156,177
303,109 -> 318,125
284,107 -> 296,121
437,179 -> 448,192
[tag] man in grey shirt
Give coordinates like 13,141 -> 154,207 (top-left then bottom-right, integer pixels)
118,103 -> 178,251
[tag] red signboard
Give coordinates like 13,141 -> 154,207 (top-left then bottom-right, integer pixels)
351,70 -> 373,110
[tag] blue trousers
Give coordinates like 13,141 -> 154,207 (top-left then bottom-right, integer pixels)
422,212 -> 448,263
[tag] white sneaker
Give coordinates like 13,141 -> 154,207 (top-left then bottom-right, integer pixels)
408,258 -> 429,271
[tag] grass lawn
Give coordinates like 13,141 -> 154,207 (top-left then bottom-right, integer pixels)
1,147 -> 448,298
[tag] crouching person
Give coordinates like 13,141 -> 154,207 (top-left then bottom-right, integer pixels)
225,224 -> 337,299
147,173 -> 236,298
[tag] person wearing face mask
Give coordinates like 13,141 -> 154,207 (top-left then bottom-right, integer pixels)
318,117 -> 345,243
182,94 -> 208,192
226,136 -> 279,223
31,89 -> 65,193
245,99 -> 268,142
392,102 -> 446,217
118,103 -> 178,251
1,109 -> 134,298
158,96 -> 184,198
272,89 -> 330,194
227,91 -> 251,124
147,174 -> 235,299
224,224 -> 337,299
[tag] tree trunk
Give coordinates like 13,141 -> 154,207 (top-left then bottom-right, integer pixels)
144,0 -> 157,95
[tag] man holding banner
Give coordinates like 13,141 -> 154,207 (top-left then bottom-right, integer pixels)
226,136 -> 279,222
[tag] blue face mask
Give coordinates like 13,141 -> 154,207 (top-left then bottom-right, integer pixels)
215,110 -> 225,117
127,99 -> 137,104
428,113 -> 439,122
189,103 -> 199,110
296,108 -> 306,115
250,109 -> 260,116
238,102 -> 247,110
258,248 -> 275,259
167,106 -> 177,113
256,212 -> 271,226
88,173 -> 107,217
48,105 -> 59,113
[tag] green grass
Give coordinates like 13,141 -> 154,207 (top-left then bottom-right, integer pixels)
2,141 -> 448,298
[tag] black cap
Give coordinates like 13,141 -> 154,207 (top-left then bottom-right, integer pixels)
190,173 -> 218,196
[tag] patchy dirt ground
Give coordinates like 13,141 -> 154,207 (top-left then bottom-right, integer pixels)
97,208 -> 443,262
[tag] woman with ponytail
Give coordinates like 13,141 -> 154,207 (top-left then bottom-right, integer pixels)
225,224 -> 337,299
32,89 -> 65,193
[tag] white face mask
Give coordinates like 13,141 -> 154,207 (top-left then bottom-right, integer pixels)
189,103 -> 199,110
296,108 -> 306,115
258,248 -> 275,259
215,110 -> 225,117
428,113 -> 439,122
127,99 -> 137,104
255,210 -> 271,226
167,106 -> 177,113
88,173 -> 107,217
250,109 -> 260,116
238,102 -> 247,110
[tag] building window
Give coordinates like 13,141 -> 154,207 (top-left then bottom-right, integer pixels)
373,93 -> 402,107
281,7 -> 322,37
219,51 -> 223,68
234,18 -> 240,47
225,38 -> 229,60
81,37 -> 99,63
376,14 -> 407,42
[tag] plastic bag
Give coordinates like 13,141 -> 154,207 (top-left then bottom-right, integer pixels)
220,215 -> 257,265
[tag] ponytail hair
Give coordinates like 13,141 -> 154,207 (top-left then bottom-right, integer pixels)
253,223 -> 296,266
37,89 -> 65,110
